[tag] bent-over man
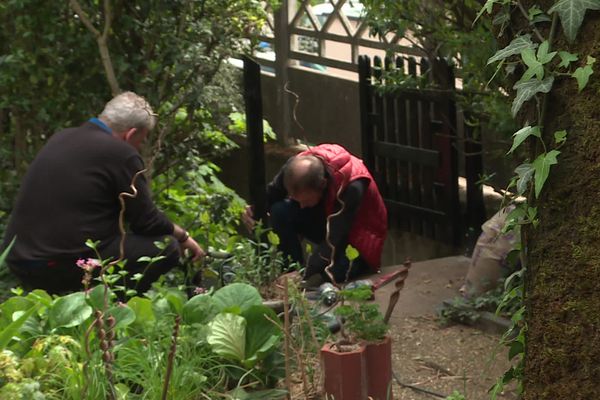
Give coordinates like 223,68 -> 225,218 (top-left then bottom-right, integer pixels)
243,143 -> 387,286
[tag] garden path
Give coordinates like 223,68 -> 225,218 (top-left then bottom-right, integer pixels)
369,256 -> 518,400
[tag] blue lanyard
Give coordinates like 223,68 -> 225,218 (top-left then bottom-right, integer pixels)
88,118 -> 112,134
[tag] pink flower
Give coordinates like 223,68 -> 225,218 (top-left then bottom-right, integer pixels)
76,258 -> 100,272
193,287 -> 206,295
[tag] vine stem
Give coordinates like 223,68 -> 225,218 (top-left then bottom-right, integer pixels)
283,277 -> 292,400
515,0 -> 544,43
161,315 -> 181,400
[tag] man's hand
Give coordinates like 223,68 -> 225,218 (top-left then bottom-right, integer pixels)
241,205 -> 256,232
180,236 -> 205,261
173,224 -> 205,261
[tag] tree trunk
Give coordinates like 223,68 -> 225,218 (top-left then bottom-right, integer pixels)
523,10 -> 600,399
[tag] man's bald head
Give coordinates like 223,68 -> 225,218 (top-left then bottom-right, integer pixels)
283,155 -> 326,196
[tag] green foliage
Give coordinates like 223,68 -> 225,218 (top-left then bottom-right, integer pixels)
152,161 -> 246,251
445,391 -> 466,400
548,0 -> 600,42
489,269 -> 525,399
0,279 -> 286,397
362,0 -> 518,188
0,0 -> 273,230
228,111 -> 277,142
438,280 -> 521,326
220,230 -> 300,299
334,286 -> 388,343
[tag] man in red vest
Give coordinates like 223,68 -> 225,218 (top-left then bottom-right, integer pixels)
243,144 -> 387,286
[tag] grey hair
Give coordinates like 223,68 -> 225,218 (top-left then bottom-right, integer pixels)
99,91 -> 157,133
283,155 -> 326,194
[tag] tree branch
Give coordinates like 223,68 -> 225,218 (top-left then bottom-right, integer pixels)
70,0 -> 121,95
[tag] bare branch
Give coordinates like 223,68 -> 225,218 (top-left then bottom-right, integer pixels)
102,0 -> 111,40
69,0 -> 100,37
70,0 -> 120,95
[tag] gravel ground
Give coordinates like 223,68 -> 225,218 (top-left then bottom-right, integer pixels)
389,316 -> 518,400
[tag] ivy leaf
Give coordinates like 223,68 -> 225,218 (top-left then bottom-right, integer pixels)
549,0 -> 600,43
572,56 -> 596,92
487,34 -> 537,64
512,77 -> 554,116
507,125 -> 541,154
476,0 -> 498,22
558,51 -> 578,68
515,163 -> 535,195
536,41 -> 556,65
528,5 -> 543,20
520,48 -> 544,80
533,150 -> 560,198
554,130 -> 568,145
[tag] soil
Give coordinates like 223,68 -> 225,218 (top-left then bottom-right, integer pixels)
389,316 -> 517,400
373,256 -> 518,400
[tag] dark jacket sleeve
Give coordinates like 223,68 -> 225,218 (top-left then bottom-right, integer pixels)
118,154 -> 174,235
307,178 -> 368,270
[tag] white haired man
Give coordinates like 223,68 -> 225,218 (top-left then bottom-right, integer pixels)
2,92 -> 204,294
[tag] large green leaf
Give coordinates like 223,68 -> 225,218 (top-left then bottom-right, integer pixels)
0,297 -> 36,328
48,292 -> 93,329
106,305 -> 136,330
487,34 -> 536,64
0,237 -> 14,267
507,125 -> 541,154
127,297 -> 155,327
87,285 -> 115,310
520,48 -> 544,80
515,163 -> 535,195
182,294 -> 217,325
512,77 -> 554,116
0,305 -> 40,350
163,289 -> 187,315
533,150 -> 561,198
212,283 -> 262,314
242,305 -> 282,368
549,0 -> 600,42
207,313 -> 246,362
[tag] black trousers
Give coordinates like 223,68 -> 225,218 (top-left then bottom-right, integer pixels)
269,199 -> 369,283
8,234 -> 180,295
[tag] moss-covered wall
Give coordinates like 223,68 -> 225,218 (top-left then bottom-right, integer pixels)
523,8 -> 600,399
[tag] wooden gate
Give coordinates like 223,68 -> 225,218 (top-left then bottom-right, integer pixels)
358,55 -> 461,245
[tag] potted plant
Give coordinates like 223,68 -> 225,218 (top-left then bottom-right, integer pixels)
320,245 -> 404,400
320,287 -> 391,400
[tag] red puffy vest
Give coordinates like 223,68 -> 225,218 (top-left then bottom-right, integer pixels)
298,144 -> 388,270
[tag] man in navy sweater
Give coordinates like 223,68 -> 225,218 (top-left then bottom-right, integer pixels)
2,92 -> 204,294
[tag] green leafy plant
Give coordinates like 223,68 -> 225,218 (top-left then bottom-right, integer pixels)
334,285 -> 388,343
223,228 -> 300,299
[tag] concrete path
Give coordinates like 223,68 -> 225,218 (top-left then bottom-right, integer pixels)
371,256 -> 470,321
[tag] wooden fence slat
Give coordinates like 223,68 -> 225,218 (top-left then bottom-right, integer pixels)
384,56 -> 399,201
358,56 -> 472,247
406,57 -> 422,235
373,142 -> 439,167
373,56 -> 388,198
419,58 -> 435,239
358,55 -> 375,173
394,56 -> 410,231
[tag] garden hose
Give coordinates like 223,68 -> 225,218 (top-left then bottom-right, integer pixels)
392,370 -> 447,399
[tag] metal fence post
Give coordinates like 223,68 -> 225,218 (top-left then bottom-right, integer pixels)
273,0 -> 296,145
243,56 -> 267,222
